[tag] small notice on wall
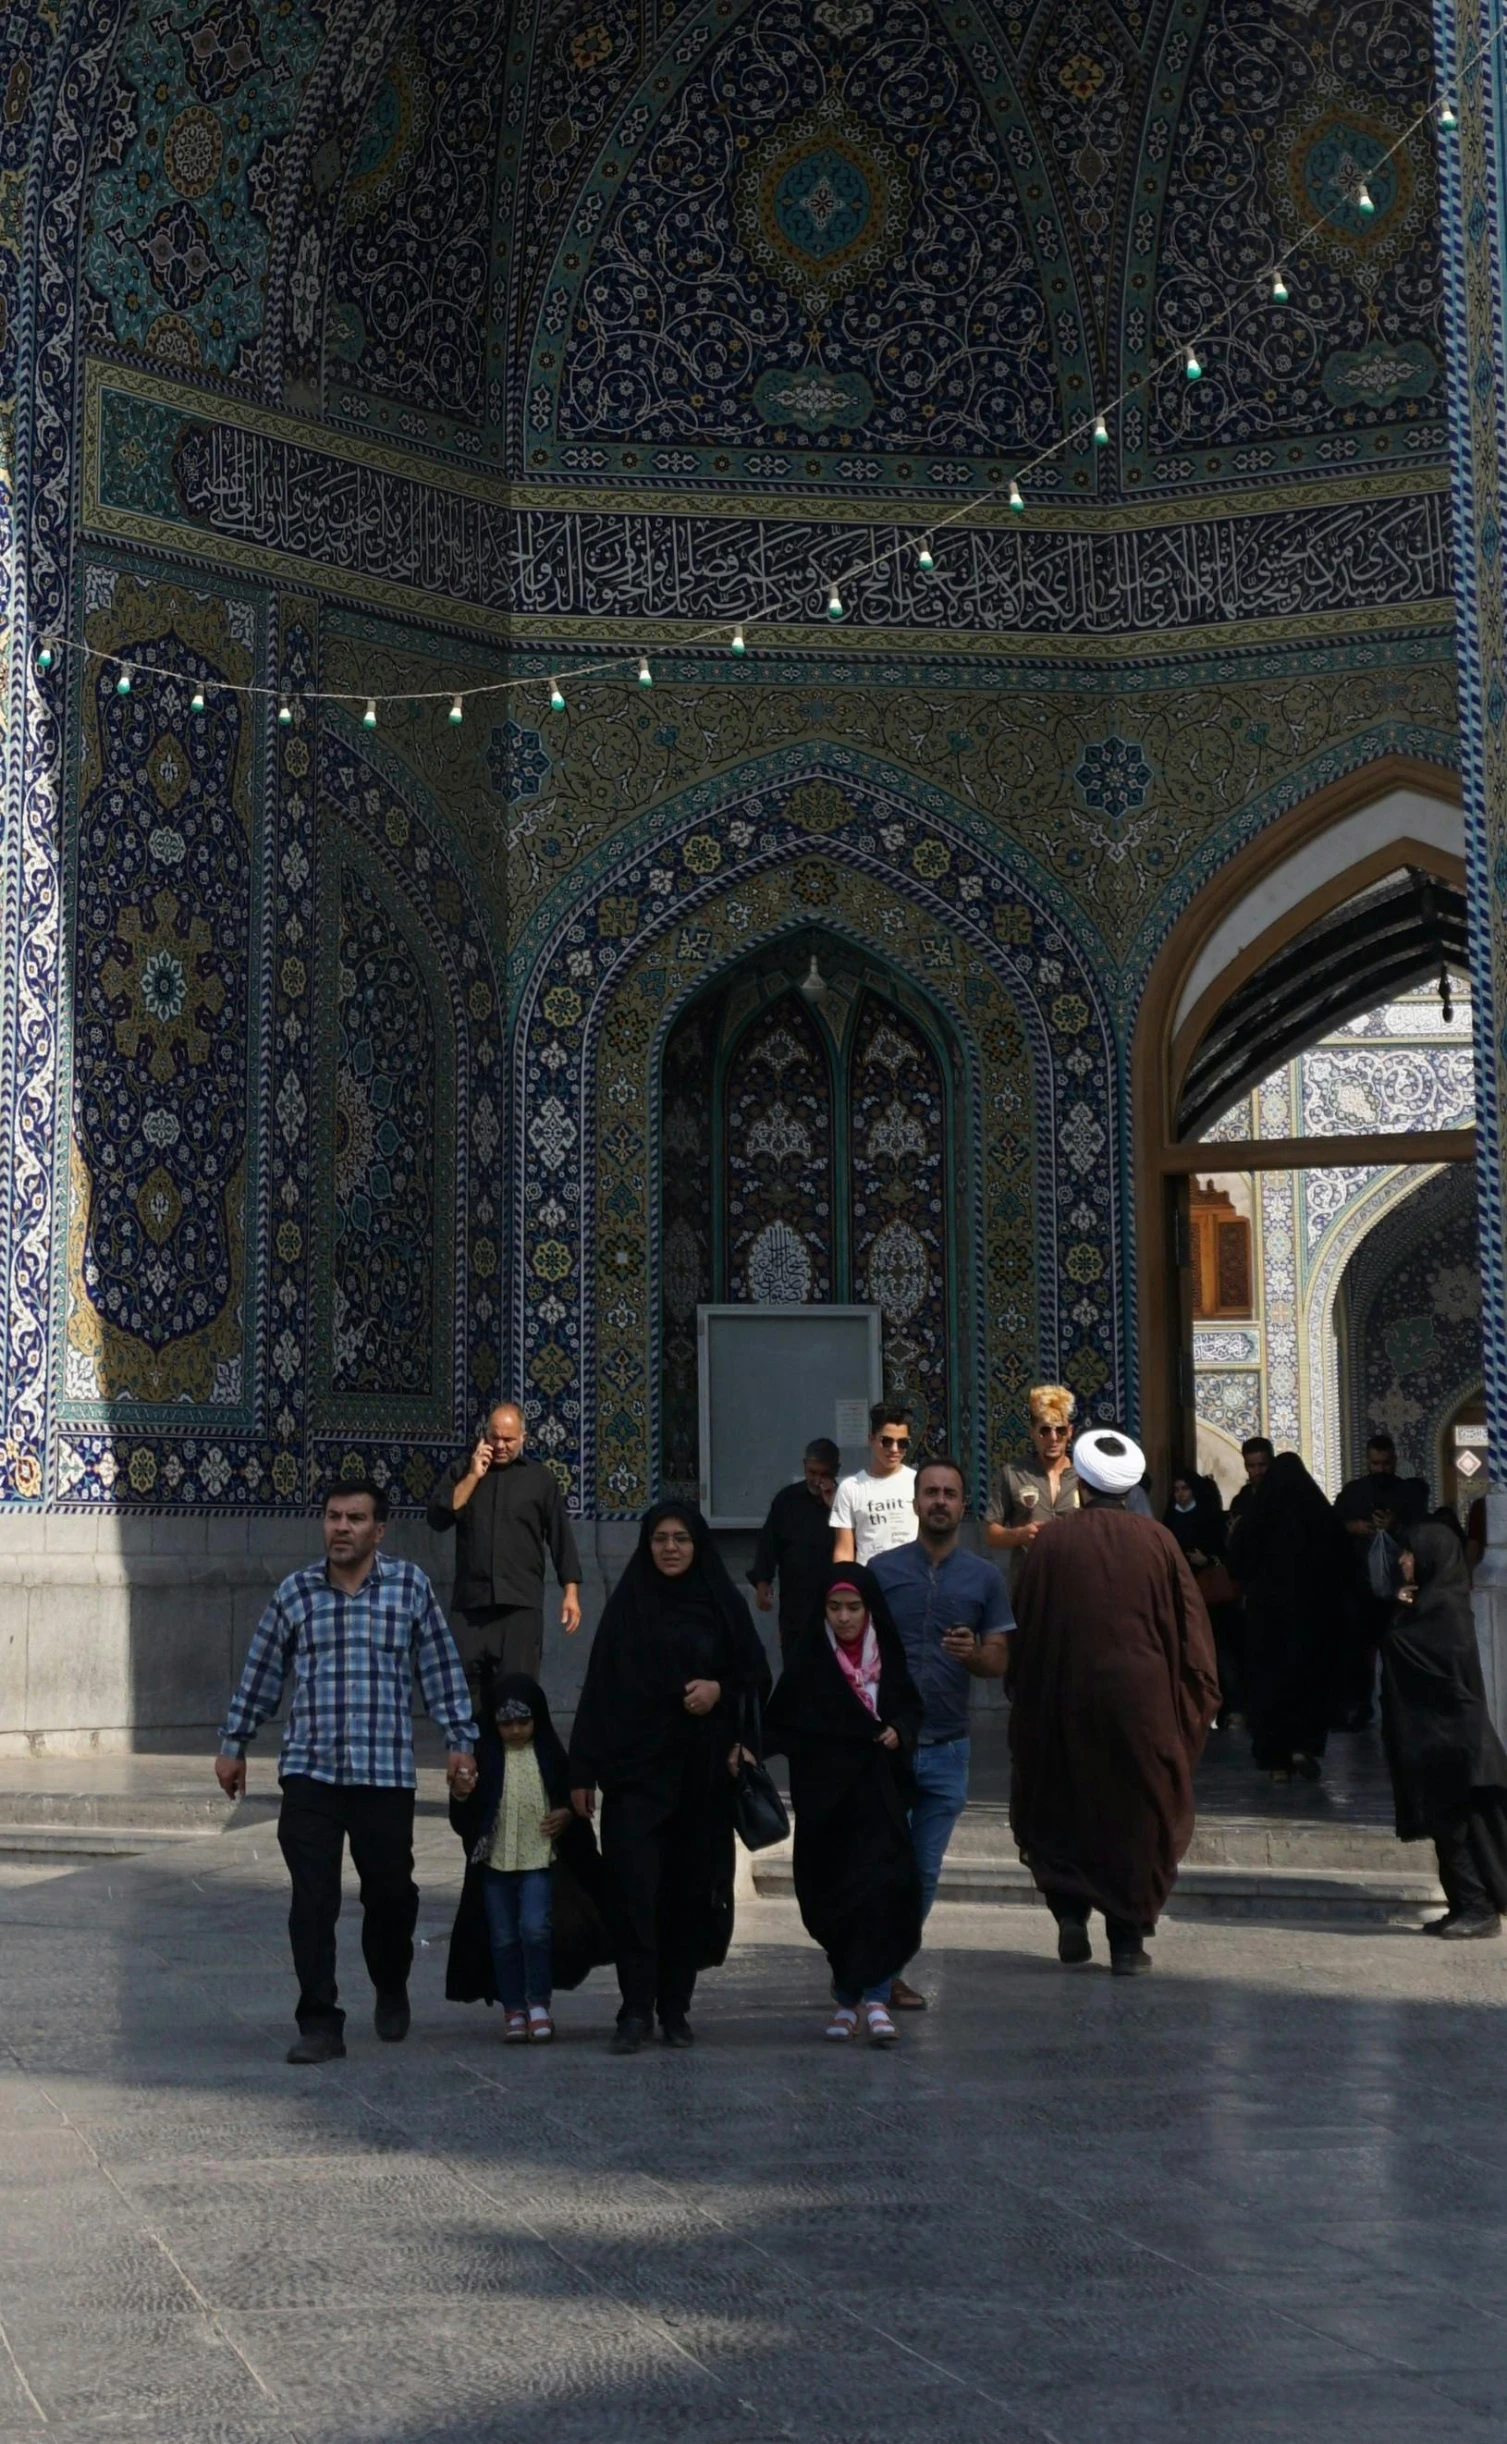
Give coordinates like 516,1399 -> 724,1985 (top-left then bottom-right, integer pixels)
835,1398 -> 869,1446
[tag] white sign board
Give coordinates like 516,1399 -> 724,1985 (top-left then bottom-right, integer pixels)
697,1305 -> 883,1528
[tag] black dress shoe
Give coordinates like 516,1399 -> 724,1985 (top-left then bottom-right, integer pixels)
1110,1946 -> 1153,1977
1057,1921 -> 1092,1966
610,2016 -> 650,2055
374,1993 -> 410,2043
286,2028 -> 347,2065
660,2017 -> 694,2048
1437,1910 -> 1502,1939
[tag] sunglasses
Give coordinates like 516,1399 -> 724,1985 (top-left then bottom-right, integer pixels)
877,1434 -> 910,1449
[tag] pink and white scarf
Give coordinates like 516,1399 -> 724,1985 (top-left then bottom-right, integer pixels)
827,1597 -> 883,1718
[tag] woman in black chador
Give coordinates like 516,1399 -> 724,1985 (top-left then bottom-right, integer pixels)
763,1564 -> 923,2045
567,1501 -> 770,2053
1383,1521 -> 1507,1939
1227,1451 -> 1349,1780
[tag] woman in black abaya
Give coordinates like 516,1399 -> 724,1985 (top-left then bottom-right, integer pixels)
567,1501 -> 770,2052
1383,1521 -> 1507,1938
1227,1451 -> 1349,1779
764,1565 -> 923,2045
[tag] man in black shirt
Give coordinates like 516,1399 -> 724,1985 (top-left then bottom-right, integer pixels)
427,1403 -> 582,1678
1228,1435 -> 1274,1525
1333,1431 -> 1428,1729
749,1437 -> 840,1656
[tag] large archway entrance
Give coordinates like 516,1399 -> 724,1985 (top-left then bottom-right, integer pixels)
657,933 -> 967,1495
1133,758 -> 1472,1488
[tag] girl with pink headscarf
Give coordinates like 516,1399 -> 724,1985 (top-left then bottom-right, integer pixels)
762,1563 -> 924,2045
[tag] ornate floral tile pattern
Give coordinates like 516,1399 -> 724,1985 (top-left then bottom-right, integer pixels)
0,0 -> 1485,1530
1343,1163 -> 1481,1491
725,992 -> 835,1310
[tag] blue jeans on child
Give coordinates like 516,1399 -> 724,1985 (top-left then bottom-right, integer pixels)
833,1977 -> 896,2008
482,1865 -> 552,2009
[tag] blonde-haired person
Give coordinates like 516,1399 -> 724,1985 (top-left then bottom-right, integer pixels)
986,1385 -> 1081,1591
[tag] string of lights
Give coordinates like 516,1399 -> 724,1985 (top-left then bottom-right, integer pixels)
29,37 -> 1485,727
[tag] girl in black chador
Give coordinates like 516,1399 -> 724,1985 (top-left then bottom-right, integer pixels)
567,1502 -> 770,2053
446,1669 -> 612,2041
763,1563 -> 923,2047
1384,1521 -> 1507,1939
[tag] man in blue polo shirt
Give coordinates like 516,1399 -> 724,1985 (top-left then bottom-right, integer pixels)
871,1455 -> 1012,2009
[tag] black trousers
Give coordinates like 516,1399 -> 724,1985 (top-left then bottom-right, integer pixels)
1210,1603 -> 1244,1719
1044,1887 -> 1146,1953
1435,1806 -> 1507,1918
1336,1593 -> 1386,1724
276,1778 -> 418,2032
462,1603 -> 544,1679
601,1782 -> 711,2026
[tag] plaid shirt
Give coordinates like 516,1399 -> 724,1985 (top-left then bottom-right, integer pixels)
219,1553 -> 478,1787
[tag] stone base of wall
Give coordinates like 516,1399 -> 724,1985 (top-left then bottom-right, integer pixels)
1472,1491 -> 1507,1740
0,1516 -> 645,1754
0,1513 -> 1008,1751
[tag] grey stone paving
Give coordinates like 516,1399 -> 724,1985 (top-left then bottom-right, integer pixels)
1,1812 -> 1505,2444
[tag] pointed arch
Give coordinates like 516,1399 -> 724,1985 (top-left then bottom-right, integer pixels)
512,761 -> 1124,1515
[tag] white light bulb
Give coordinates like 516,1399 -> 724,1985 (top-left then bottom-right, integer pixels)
917,539 -> 935,570
731,625 -> 746,654
363,698 -> 378,730
1185,344 -> 1203,381
1356,180 -> 1374,215
549,677 -> 566,712
1092,414 -> 1108,446
449,694 -> 464,725
1008,479 -> 1024,514
637,656 -> 653,689
35,642 -> 53,672
115,665 -> 133,696
190,684 -> 206,714
278,698 -> 292,726
826,581 -> 844,621
1272,269 -> 1289,302
1440,94 -> 1458,131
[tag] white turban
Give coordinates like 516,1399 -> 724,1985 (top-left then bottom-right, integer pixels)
1072,1428 -> 1146,1497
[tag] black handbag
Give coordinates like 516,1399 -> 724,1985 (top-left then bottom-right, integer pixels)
730,1688 -> 790,1853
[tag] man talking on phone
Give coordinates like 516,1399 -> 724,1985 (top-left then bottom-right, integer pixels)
870,1456 -> 1012,2008
427,1402 -> 582,1678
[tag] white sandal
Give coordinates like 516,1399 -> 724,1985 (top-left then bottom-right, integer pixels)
824,2005 -> 859,2042
865,2002 -> 898,2045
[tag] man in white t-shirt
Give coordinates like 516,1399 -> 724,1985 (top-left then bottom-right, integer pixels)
830,1403 -> 918,1565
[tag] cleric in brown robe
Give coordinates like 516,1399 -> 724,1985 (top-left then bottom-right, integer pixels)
1009,1427 -> 1220,1975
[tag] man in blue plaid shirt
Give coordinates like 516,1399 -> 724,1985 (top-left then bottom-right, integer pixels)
216,1478 -> 479,2064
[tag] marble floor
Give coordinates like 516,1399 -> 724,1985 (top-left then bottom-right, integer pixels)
1,1813 -> 1505,2444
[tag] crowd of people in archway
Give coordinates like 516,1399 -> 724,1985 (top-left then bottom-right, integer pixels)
213,1392 -> 1507,2065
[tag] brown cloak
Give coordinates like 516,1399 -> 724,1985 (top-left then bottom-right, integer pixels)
1009,1505 -> 1220,1926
